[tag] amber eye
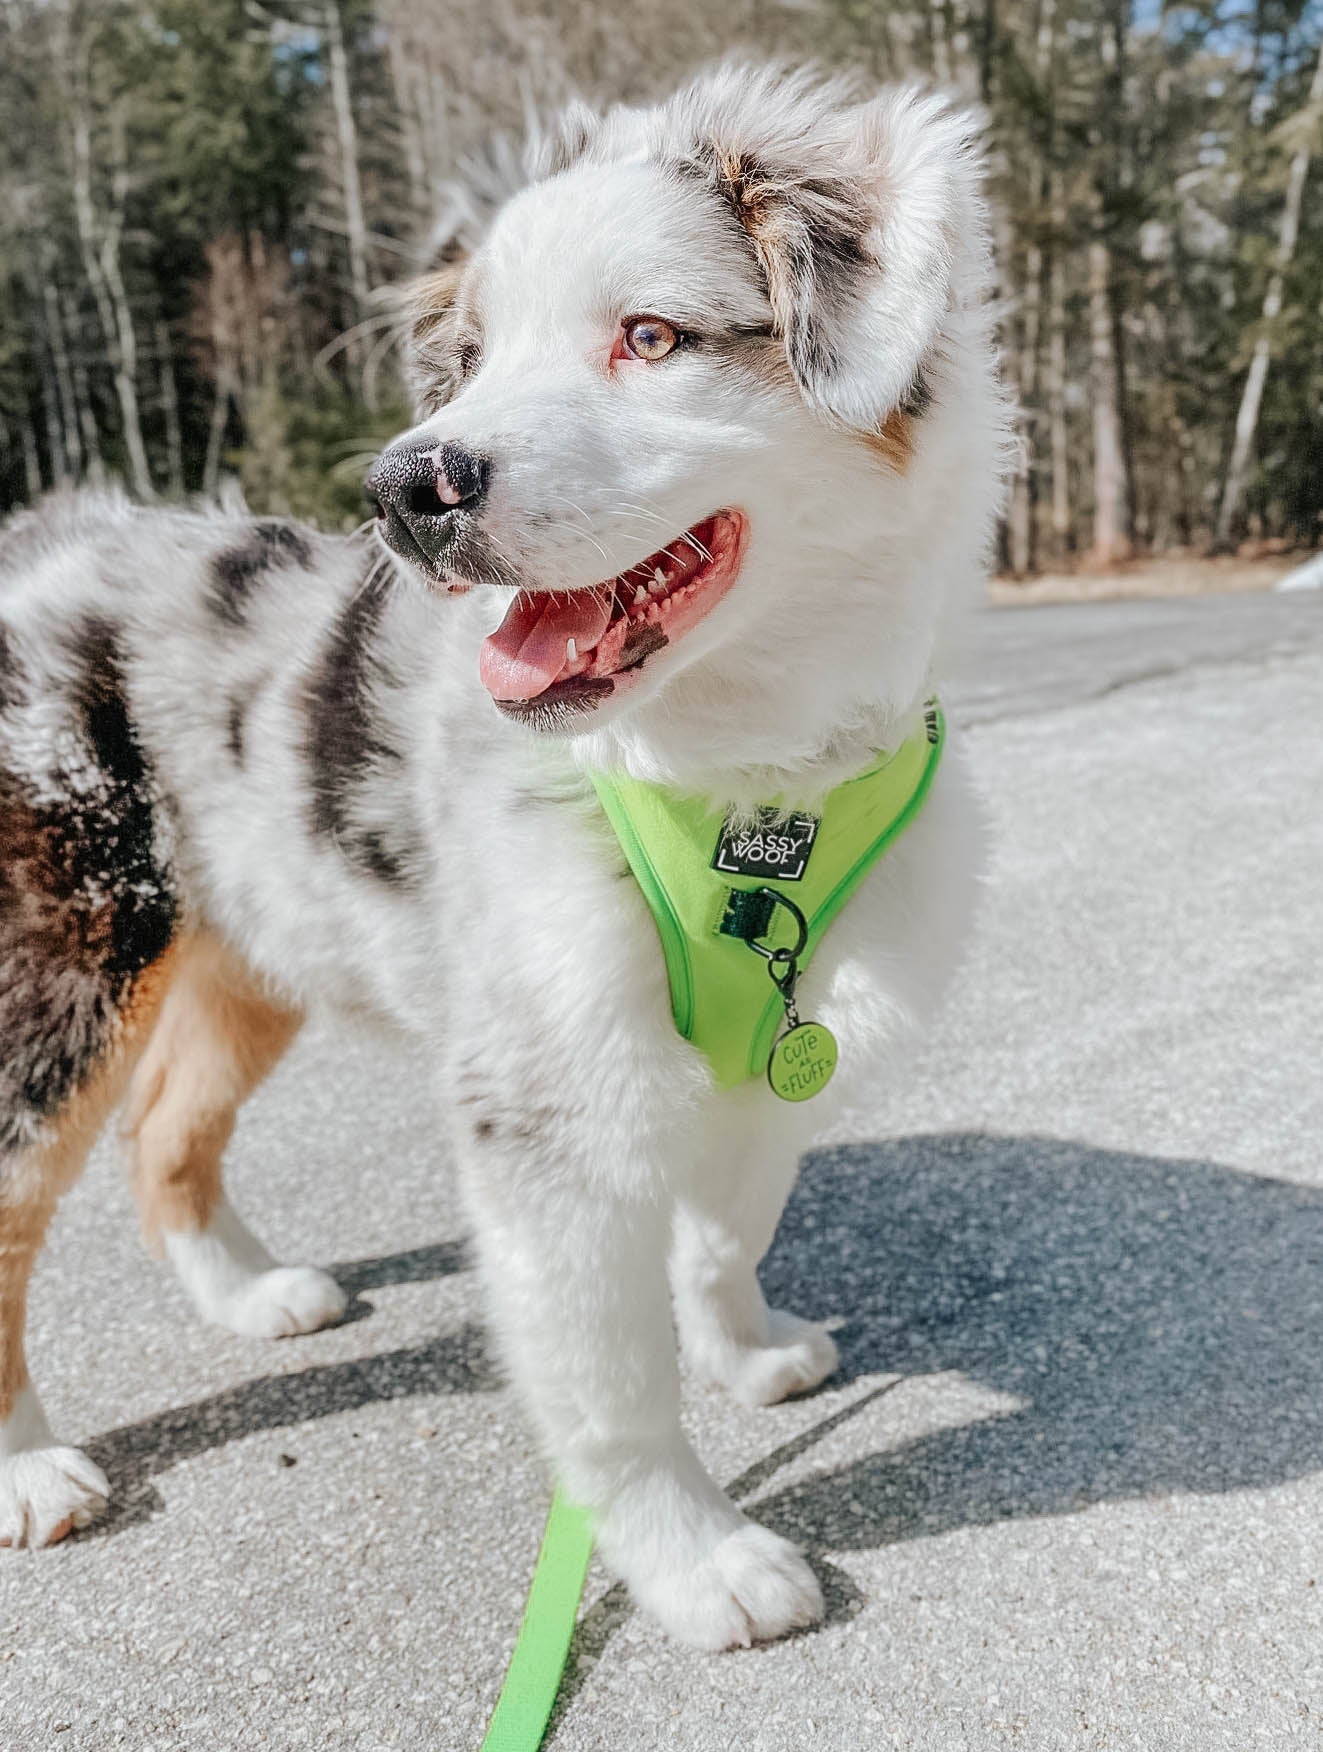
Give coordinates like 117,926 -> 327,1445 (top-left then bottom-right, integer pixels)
623,316 -> 680,362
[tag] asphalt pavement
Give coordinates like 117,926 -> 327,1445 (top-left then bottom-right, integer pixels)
3,589 -> 1322,1751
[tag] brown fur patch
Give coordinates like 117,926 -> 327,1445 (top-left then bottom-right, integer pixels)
0,950 -> 175,1423
697,143 -> 872,395
0,621 -> 176,1155
408,263 -> 466,346
862,408 -> 914,475
405,259 -> 483,411
124,933 -> 301,1246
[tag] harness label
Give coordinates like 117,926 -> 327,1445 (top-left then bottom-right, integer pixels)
712,810 -> 821,883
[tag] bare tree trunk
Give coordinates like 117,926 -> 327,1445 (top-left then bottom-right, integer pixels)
1006,0 -> 1057,575
19,414 -> 43,500
323,0 -> 373,393
21,237 -> 71,482
1087,5 -> 1131,567
202,367 -> 236,502
69,65 -> 154,499
42,276 -> 83,477
1215,36 -> 1323,548
383,23 -> 429,218
101,110 -> 154,497
65,287 -> 106,488
1088,229 -> 1129,564
1047,172 -> 1071,558
37,347 -> 70,485
155,320 -> 185,497
1005,267 -> 1037,574
930,0 -> 954,85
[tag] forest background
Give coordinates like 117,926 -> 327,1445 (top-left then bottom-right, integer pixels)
1,0 -> 1320,576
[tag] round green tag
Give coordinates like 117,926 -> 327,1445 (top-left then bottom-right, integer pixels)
767,1022 -> 838,1102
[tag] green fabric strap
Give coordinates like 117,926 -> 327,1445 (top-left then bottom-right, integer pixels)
479,1488 -> 594,1752
590,707 -> 945,1087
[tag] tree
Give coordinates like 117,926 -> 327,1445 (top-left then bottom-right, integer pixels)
1215,33 -> 1323,547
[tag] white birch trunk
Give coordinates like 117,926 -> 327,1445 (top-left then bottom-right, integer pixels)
323,0 -> 373,397
69,77 -> 153,499
1215,37 -> 1323,547
1047,171 -> 1071,557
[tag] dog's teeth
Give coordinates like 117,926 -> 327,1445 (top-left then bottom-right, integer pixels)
633,585 -> 649,606
652,567 -> 666,587
566,638 -> 578,662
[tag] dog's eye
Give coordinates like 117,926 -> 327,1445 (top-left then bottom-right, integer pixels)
622,317 -> 679,362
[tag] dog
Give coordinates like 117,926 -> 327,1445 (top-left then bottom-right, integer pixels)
0,65 -> 1008,1648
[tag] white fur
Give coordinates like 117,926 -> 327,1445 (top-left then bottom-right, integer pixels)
0,1386 -> 109,1548
0,65 -> 1010,1645
164,1201 -> 348,1338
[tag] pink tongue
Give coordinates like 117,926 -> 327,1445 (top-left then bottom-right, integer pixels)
479,589 -> 614,701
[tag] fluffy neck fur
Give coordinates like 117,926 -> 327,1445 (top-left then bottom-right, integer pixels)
561,312 -> 1008,812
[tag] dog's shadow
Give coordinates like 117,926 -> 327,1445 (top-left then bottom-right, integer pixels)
751,1133 -> 1323,1547
554,1133 -> 1323,1724
79,1135 -> 1323,1639
83,1241 -> 497,1535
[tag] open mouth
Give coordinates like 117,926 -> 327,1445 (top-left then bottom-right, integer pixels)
478,510 -> 747,724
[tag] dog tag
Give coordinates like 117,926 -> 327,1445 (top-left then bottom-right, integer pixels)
767,1020 -> 838,1102
719,886 -> 840,1101
762,944 -> 837,1102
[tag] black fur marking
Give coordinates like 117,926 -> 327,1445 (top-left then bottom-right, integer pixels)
209,521 -> 313,629
0,619 -> 176,1155
224,673 -> 267,768
683,144 -> 874,398
302,570 -> 422,890
66,621 -> 178,989
0,620 -> 23,712
901,367 -> 934,418
619,622 -> 668,672
493,675 -> 615,730
226,694 -> 247,765
351,828 -> 414,888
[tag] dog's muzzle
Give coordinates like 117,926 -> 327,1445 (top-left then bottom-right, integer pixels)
365,441 -> 491,570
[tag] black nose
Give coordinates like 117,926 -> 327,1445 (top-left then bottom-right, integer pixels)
365,441 -> 491,563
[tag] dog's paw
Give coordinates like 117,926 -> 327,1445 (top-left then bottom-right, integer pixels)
635,1523 -> 824,1650
0,1447 -> 109,1549
694,1309 -> 839,1407
215,1265 -> 347,1339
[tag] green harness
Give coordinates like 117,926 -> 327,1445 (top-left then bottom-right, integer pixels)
590,704 -> 945,1092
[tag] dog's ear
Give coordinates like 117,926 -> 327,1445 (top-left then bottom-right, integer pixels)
402,246 -> 470,410
692,74 -> 985,429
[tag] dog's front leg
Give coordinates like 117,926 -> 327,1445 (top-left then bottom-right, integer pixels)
671,1094 -> 840,1408
457,1128 -> 823,1649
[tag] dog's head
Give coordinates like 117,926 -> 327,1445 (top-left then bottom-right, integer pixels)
368,65 -> 1005,782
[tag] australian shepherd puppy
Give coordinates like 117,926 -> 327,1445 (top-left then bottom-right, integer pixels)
0,66 -> 1007,1647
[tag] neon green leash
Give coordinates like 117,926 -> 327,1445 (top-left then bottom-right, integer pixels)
480,1489 -> 594,1752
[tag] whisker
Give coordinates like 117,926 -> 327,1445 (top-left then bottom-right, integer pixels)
313,312 -> 403,385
